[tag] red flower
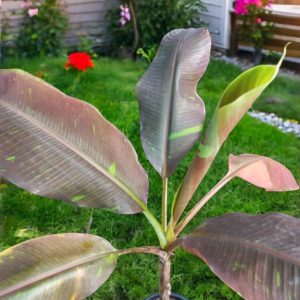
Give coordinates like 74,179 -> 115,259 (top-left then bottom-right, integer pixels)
64,52 -> 94,71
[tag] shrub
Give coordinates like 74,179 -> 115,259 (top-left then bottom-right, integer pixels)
106,0 -> 206,56
0,13 -> 15,61
136,0 -> 205,47
16,0 -> 68,57
106,3 -> 134,57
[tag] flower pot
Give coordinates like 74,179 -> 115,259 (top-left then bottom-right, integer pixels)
253,48 -> 262,65
144,292 -> 188,300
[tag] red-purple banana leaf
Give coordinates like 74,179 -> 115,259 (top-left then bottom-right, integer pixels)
227,154 -> 299,191
0,70 -> 148,214
0,234 -> 117,299
136,28 -> 211,178
178,213 -> 300,300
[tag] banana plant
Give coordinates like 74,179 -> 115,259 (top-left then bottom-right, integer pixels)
0,28 -> 299,300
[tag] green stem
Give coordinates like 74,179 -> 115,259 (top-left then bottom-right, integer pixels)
162,177 -> 168,233
71,72 -> 82,94
85,208 -> 94,233
143,209 -> 167,249
126,184 -> 167,248
110,174 -> 167,248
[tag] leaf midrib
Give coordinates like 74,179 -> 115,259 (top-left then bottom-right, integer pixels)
219,47 -> 285,109
0,250 -> 116,297
162,30 -> 186,178
188,228 -> 300,267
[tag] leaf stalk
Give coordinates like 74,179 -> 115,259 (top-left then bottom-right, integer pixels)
117,246 -> 169,259
122,186 -> 167,248
162,177 -> 168,233
175,174 -> 232,237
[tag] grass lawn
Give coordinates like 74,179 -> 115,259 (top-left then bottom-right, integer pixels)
0,56 -> 299,300
254,73 -> 300,121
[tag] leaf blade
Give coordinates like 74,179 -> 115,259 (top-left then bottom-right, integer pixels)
137,28 -> 211,178
228,154 -> 299,191
0,233 -> 117,299
0,70 -> 148,214
180,213 -> 300,300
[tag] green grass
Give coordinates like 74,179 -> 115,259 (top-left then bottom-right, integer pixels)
0,56 -> 299,300
254,74 -> 300,121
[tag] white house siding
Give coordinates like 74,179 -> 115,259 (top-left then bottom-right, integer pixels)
199,0 -> 232,49
0,0 -> 119,47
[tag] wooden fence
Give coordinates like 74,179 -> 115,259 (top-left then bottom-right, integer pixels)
273,0 -> 300,4
0,0 -> 119,47
230,11 -> 300,58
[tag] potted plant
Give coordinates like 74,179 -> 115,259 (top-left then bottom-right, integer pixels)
0,28 -> 299,300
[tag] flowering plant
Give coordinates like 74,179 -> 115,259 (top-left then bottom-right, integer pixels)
234,0 -> 273,55
119,4 -> 131,27
64,52 -> 94,72
21,0 -> 39,17
64,52 -> 94,94
16,0 -> 67,57
106,0 -> 205,57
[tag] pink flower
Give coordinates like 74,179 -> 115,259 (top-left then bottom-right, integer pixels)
266,0 -> 273,8
234,0 -> 248,15
256,17 -> 262,23
256,0 -> 263,7
21,0 -> 31,9
28,8 -> 38,17
120,18 -> 126,27
235,1 -> 248,15
119,4 -> 131,26
124,12 -> 131,21
234,0 -> 269,15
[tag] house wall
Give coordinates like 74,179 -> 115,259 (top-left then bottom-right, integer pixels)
199,0 -> 232,49
0,0 -> 119,48
200,0 -> 300,50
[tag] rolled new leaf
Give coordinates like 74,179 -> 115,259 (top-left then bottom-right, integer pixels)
172,47 -> 288,225
137,28 -> 211,178
0,233 -> 117,299
0,70 -> 148,214
228,154 -> 299,191
179,213 -> 300,300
